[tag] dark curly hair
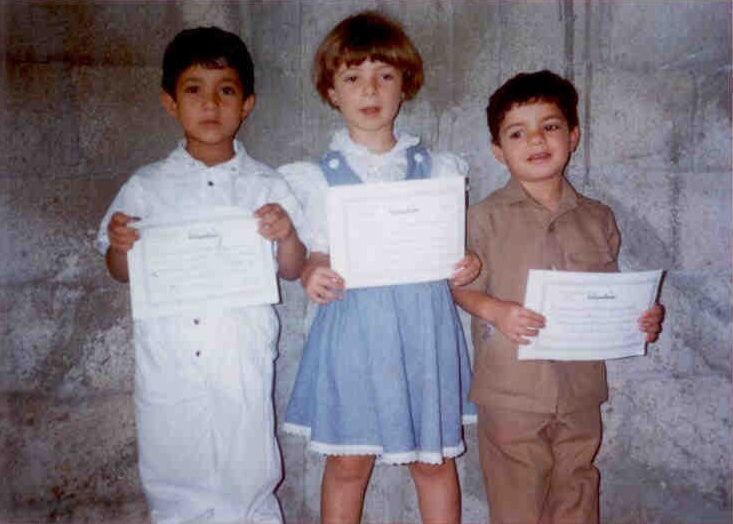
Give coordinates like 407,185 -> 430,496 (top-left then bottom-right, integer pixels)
161,26 -> 254,99
487,70 -> 579,144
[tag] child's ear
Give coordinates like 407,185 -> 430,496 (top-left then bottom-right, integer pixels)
569,126 -> 581,152
241,94 -> 256,120
160,91 -> 178,118
327,88 -> 339,108
491,142 -> 506,165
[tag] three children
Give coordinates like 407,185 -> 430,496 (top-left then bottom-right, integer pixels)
98,13 -> 664,524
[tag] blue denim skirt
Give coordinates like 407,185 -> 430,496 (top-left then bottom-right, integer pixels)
283,280 -> 476,464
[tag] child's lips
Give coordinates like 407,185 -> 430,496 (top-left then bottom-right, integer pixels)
360,106 -> 381,116
528,152 -> 551,162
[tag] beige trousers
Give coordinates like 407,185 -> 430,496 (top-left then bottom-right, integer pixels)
477,405 -> 602,524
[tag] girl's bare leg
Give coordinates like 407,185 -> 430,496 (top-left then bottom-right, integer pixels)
321,455 -> 375,524
409,458 -> 461,524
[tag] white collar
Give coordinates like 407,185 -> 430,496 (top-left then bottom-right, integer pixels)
329,129 -> 420,165
169,139 -> 248,172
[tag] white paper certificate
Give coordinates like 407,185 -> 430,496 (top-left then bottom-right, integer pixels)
518,269 -> 663,361
127,206 -> 279,319
327,177 -> 465,289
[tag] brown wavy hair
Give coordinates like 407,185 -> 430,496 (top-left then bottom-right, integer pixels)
313,11 -> 424,108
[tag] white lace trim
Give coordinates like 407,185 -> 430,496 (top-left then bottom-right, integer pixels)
329,128 -> 419,158
281,422 -> 467,465
462,413 -> 478,424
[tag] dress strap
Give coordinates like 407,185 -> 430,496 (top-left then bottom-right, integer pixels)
405,145 -> 432,180
320,145 -> 433,187
320,151 -> 361,186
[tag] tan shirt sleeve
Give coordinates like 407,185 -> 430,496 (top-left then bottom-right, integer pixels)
605,206 -> 621,271
465,201 -> 492,293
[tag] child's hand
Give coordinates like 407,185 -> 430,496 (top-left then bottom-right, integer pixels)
495,300 -> 546,345
301,253 -> 345,305
255,203 -> 295,242
638,303 -> 664,343
107,212 -> 140,253
450,251 -> 482,287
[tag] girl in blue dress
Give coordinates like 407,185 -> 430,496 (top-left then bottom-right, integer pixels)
280,11 -> 478,524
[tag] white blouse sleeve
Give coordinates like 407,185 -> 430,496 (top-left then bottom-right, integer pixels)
277,161 -> 330,254
430,151 -> 469,179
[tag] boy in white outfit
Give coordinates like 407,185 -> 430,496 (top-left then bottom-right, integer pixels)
96,27 -> 306,524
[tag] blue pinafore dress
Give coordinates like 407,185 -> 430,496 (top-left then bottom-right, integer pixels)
283,145 -> 476,464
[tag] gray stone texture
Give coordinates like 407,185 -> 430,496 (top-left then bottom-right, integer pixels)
1,1 -> 730,523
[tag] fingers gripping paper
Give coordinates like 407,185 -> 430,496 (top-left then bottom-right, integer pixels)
519,269 -> 663,361
326,177 -> 466,289
127,206 -> 279,319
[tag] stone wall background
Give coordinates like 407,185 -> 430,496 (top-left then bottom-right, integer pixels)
1,1 -> 730,523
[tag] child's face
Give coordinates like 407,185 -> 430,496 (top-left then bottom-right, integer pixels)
161,64 -> 254,154
492,101 -> 580,186
327,59 -> 403,146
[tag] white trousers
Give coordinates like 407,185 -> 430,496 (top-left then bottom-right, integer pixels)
133,312 -> 283,524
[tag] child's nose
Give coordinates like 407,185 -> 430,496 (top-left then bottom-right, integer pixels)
363,77 -> 378,94
203,91 -> 220,107
528,130 -> 545,144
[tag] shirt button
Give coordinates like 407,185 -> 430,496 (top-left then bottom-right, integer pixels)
208,181 -> 214,187
414,152 -> 424,163
548,223 -> 555,232
328,158 -> 340,169
193,318 -> 200,325
195,351 -> 201,357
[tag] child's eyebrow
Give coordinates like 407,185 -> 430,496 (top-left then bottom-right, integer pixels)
501,122 -> 524,132
180,74 -> 240,84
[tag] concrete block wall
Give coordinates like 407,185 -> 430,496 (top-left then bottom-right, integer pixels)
1,1 -> 730,523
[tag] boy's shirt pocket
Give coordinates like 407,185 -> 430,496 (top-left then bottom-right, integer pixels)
564,247 -> 617,272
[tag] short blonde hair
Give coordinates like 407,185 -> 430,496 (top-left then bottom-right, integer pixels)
313,11 -> 424,108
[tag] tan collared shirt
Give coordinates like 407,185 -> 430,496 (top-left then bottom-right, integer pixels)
466,177 -> 620,413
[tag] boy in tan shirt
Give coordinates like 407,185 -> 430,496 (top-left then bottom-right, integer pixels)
453,70 -> 663,524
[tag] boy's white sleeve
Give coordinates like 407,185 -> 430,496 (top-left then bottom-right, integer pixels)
277,162 -> 330,254
264,173 -> 310,249
95,176 -> 146,255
